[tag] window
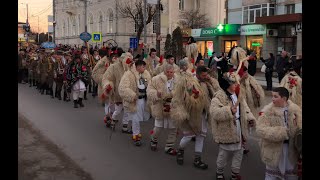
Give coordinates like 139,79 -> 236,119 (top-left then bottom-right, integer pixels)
78,14 -> 80,35
179,0 -> 184,11
242,3 -> 275,24
224,41 -> 237,53
153,15 -> 157,33
286,4 -> 295,14
88,14 -> 93,33
67,18 -> 70,36
62,21 -> 65,37
72,17 -> 76,36
249,10 -> 255,23
98,12 -> 103,33
195,0 -> 200,10
108,10 -> 113,33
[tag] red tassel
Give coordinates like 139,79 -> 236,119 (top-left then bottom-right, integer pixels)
101,93 -> 106,99
159,55 -> 163,63
126,58 -> 132,64
259,112 -> 264,116
105,63 -> 109,69
235,84 -> 240,96
191,68 -> 195,73
191,58 -> 195,64
81,65 -> 87,72
106,84 -> 112,93
150,130 -> 154,135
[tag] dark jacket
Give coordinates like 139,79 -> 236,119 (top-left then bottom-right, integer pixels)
262,57 -> 275,73
276,56 -> 290,74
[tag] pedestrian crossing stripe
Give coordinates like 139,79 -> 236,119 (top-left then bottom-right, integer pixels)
92,32 -> 102,42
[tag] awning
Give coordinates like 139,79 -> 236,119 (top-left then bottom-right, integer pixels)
255,13 -> 302,24
194,36 -> 216,41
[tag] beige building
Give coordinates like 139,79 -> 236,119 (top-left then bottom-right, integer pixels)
54,0 -> 226,52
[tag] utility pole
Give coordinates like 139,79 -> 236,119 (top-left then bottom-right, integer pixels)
156,0 -> 161,57
53,0 -> 56,43
26,3 -> 29,43
84,0 -> 88,32
143,0 -> 147,58
38,16 -> 40,43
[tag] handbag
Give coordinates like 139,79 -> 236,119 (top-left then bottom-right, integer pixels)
261,64 -> 266,73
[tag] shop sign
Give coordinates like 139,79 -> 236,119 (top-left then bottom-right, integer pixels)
201,28 -> 215,37
240,24 -> 266,35
200,24 -> 241,37
252,42 -> 261,47
191,29 -> 201,37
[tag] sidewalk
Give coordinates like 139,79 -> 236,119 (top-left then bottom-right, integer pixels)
18,113 -> 93,180
254,71 -> 280,89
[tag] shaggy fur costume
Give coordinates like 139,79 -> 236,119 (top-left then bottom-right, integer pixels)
280,71 -> 302,108
240,74 -> 265,118
118,66 -> 152,113
147,72 -> 176,119
256,101 -> 302,168
153,61 -> 180,76
144,55 -> 160,76
170,72 -> 207,134
185,43 -> 198,63
230,47 -> 249,69
91,56 -> 111,103
210,90 -> 256,144
101,52 -> 133,102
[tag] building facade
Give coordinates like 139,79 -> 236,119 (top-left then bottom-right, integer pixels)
227,0 -> 302,60
54,0 -> 226,52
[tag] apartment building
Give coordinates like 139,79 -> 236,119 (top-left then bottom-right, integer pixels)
227,0 -> 302,59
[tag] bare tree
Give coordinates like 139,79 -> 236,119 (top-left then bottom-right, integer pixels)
178,10 -> 211,29
117,0 -> 157,44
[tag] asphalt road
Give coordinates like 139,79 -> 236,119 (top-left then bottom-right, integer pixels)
18,84 -> 272,180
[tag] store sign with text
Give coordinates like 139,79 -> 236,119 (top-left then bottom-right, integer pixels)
200,24 -> 241,37
240,24 -> 266,35
191,29 -> 202,37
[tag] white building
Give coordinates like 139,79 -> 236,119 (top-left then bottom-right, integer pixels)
54,0 -> 226,52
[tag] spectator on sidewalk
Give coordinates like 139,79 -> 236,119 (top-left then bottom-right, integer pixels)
276,51 -> 290,83
294,55 -> 302,76
248,52 -> 257,76
261,53 -> 275,91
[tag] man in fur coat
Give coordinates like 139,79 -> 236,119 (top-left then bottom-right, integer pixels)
101,49 -> 133,133
153,55 -> 180,76
210,72 -> 256,180
91,47 -> 115,126
279,68 -> 302,108
144,48 -> 160,76
118,60 -> 152,146
69,53 -> 89,108
147,64 -> 178,155
256,87 -> 302,180
238,67 -> 265,118
171,66 -> 220,170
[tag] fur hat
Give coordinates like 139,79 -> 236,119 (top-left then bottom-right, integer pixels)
219,72 -> 239,90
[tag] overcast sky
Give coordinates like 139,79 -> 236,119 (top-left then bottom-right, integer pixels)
18,0 -> 52,33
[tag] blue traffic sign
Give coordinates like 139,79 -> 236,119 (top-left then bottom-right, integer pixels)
80,32 -> 92,41
130,37 -> 138,49
92,32 -> 102,42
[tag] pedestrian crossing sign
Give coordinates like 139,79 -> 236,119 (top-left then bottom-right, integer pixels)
92,32 -> 102,42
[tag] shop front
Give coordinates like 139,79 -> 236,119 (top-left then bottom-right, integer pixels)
240,24 -> 266,59
192,24 -> 241,57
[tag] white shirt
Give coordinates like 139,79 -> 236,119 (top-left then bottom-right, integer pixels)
220,93 -> 242,151
166,78 -> 174,93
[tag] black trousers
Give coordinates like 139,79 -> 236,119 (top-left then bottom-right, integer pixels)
278,72 -> 285,83
265,71 -> 273,90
